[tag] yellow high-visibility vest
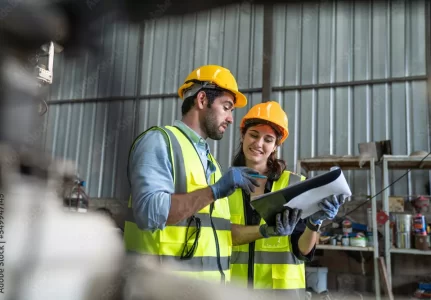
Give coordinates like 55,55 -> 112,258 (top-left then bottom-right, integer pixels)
229,171 -> 306,297
123,125 -> 232,283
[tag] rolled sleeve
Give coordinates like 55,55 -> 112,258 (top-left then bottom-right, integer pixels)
290,219 -> 316,262
129,129 -> 174,232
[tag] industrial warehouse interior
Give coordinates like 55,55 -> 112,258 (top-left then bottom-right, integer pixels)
1,0 -> 431,300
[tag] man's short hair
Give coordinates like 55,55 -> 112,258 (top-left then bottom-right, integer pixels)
181,88 -> 226,116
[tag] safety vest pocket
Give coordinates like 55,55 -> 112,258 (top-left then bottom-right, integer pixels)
189,171 -> 211,214
272,264 -> 305,289
190,169 -> 208,187
159,226 -> 188,243
158,227 -> 190,256
261,236 -> 289,249
212,198 -> 231,221
230,214 -> 242,225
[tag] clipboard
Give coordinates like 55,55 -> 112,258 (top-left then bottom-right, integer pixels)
249,168 -> 352,227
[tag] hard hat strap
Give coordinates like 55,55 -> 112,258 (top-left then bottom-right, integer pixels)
182,80 -> 236,103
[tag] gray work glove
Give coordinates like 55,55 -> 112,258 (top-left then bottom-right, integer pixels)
259,208 -> 302,238
209,167 -> 260,200
309,194 -> 346,225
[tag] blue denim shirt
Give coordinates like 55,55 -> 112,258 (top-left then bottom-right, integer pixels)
129,120 -> 216,231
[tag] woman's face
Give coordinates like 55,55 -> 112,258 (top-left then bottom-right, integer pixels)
242,124 -> 278,165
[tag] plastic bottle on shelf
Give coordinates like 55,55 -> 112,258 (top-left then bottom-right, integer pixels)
64,179 -> 89,213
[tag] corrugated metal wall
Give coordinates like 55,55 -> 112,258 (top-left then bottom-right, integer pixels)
270,0 -> 429,196
44,0 -> 430,201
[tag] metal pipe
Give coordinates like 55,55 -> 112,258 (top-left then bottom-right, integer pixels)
46,75 -> 427,105
47,96 -> 134,105
425,0 -> 431,198
370,158 -> 381,300
262,4 -> 274,101
132,22 -> 145,139
382,157 -> 392,288
46,88 -> 263,105
272,75 -> 428,91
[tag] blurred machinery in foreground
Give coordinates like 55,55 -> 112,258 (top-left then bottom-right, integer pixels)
0,1 -> 303,299
0,147 -> 125,300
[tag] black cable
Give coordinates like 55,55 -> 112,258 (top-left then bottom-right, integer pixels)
320,151 -> 431,231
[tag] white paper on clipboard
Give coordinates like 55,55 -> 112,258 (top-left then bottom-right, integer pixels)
283,170 -> 352,218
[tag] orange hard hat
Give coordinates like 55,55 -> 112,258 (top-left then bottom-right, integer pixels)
240,101 -> 289,144
177,65 -> 247,108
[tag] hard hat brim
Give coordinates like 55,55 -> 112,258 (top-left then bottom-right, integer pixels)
233,90 -> 247,108
242,117 -> 289,143
240,100 -> 289,144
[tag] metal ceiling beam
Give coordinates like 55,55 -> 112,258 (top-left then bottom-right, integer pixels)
262,4 -> 274,102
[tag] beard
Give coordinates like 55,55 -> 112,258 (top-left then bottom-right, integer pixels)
203,109 -> 225,140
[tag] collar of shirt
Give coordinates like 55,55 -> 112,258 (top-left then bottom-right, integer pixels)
173,120 -> 216,182
173,120 -> 209,153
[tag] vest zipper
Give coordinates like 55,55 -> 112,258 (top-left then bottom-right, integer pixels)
243,190 -> 255,289
248,243 -> 255,288
210,203 -> 225,284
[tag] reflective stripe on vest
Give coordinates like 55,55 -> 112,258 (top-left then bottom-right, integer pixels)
123,125 -> 232,283
228,171 -> 306,293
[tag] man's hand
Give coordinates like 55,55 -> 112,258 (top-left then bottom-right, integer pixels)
309,194 -> 346,225
259,208 -> 302,238
210,167 -> 260,200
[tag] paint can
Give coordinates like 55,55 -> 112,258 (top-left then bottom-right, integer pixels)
394,213 -> 412,233
331,238 -> 337,246
342,234 -> 350,246
414,235 -> 429,250
350,234 -> 367,247
413,214 -> 427,235
342,220 -> 352,233
390,221 -> 395,246
367,232 -> 374,247
396,232 -> 411,249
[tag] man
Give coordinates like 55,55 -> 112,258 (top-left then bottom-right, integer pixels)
123,64 -> 262,284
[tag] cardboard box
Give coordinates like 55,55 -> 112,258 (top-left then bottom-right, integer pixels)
389,196 -> 405,212
358,140 -> 392,162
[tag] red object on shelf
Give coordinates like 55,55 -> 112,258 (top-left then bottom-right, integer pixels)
377,211 -> 389,225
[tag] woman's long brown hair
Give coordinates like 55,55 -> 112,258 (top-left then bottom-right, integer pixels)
231,120 -> 287,181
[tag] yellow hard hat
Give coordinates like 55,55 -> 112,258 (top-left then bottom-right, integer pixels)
178,65 -> 247,108
240,101 -> 289,144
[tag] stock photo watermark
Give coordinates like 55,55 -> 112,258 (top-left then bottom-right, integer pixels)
0,194 -> 5,294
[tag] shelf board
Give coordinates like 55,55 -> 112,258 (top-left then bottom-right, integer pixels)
297,156 -> 374,172
382,155 -> 431,170
317,244 -> 374,252
390,248 -> 431,255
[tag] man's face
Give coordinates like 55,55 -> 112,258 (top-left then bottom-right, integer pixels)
203,92 -> 235,140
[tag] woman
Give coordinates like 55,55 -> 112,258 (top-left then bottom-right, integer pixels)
228,101 -> 344,299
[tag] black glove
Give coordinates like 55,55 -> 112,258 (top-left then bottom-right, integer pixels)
259,208 -> 302,238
